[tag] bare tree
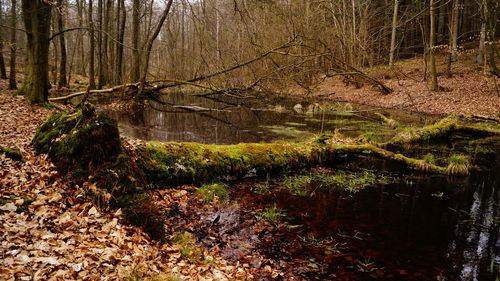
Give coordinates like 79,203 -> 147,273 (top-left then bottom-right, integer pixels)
57,0 -> 68,88
449,0 -> 460,62
130,0 -> 140,82
0,0 -> 7,79
138,0 -> 174,96
88,0 -> 96,89
115,0 -> 126,84
389,0 -> 399,69
429,0 -> 439,91
477,0 -> 486,64
8,0 -> 17,89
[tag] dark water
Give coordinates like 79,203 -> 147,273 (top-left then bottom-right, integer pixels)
100,92 -> 435,144
227,167 -> 500,280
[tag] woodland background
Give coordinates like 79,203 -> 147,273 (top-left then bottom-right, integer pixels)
0,0 -> 498,96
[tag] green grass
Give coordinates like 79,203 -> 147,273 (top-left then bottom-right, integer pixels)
254,181 -> 271,194
196,183 -> 228,203
281,175 -> 314,196
315,170 -> 385,193
415,153 -> 436,172
170,232 -> 212,264
256,205 -> 287,223
447,154 -> 470,176
279,170 -> 390,195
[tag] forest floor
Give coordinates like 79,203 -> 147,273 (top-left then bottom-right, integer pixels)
287,51 -> 500,120
0,93 -> 257,280
1,50 -> 499,280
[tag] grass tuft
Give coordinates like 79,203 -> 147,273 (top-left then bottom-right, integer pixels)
447,154 -> 470,176
196,183 -> 228,203
256,205 -> 287,223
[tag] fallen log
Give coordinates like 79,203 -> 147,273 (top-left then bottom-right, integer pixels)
32,110 -> 498,239
136,139 -> 451,188
389,115 -> 500,145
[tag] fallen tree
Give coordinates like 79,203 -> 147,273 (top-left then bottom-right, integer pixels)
388,115 -> 500,145
32,110 -> 499,240
49,37 -> 392,102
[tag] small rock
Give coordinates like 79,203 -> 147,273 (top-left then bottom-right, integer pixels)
293,104 -> 303,113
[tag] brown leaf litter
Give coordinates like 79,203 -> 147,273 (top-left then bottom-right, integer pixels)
0,92 -> 257,280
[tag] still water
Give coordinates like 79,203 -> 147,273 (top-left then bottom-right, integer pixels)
101,92 -> 434,144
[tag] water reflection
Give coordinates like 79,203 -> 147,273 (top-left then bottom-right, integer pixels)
100,92 -> 430,144
230,168 -> 500,280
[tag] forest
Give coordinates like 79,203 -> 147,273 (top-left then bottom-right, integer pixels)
1,0 -> 499,280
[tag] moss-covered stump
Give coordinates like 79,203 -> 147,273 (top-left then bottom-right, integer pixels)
0,146 -> 22,161
32,109 -> 121,173
32,109 -> 166,241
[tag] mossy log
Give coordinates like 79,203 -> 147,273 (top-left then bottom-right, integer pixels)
0,146 -> 22,161
389,116 -> 500,145
136,140 -> 449,188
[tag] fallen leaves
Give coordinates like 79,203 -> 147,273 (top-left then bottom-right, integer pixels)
0,92 -> 257,280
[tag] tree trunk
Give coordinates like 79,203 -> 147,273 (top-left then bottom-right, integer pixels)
485,0 -> 500,77
477,1 -> 486,65
0,43 -> 6,79
429,0 -> 439,91
115,0 -> 125,84
88,0 -> 96,89
57,0 -> 68,88
8,0 -> 17,89
0,1 -> 7,79
97,0 -> 104,88
21,0 -> 52,104
389,0 -> 399,69
450,0 -> 460,62
131,0 -> 140,82
137,0 -> 174,97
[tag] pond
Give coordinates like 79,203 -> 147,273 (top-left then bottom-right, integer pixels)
99,92 -> 499,280
100,92 -> 437,144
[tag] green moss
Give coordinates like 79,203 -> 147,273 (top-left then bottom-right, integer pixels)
391,115 -> 499,145
32,110 -> 121,173
196,183 -> 228,203
137,141 -> 324,188
32,111 -> 81,154
0,147 -> 22,161
375,112 -> 398,129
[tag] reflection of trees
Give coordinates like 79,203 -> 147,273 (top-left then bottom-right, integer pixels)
446,172 -> 499,281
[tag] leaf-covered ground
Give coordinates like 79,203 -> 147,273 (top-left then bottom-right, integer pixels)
0,93 -> 256,280
288,53 -> 500,120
